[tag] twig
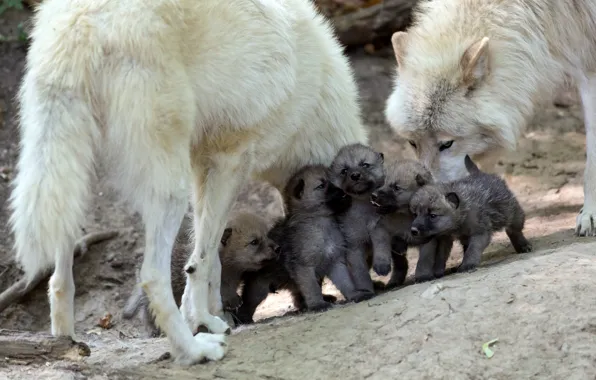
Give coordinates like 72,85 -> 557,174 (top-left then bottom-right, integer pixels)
0,230 -> 119,314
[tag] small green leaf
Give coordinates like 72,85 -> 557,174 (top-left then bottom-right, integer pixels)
482,338 -> 499,358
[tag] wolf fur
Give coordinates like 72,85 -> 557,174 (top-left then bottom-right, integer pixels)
123,212 -> 279,337
370,159 -> 434,287
327,144 -> 386,297
409,155 -> 533,276
8,0 -> 367,364
236,164 -> 364,323
384,0 -> 596,237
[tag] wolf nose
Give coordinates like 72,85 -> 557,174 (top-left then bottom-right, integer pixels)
370,193 -> 378,202
350,172 -> 361,181
410,227 -> 419,236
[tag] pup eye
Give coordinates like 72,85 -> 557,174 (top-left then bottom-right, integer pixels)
315,181 -> 326,190
392,184 -> 402,191
361,163 -> 370,168
408,140 -> 417,149
429,213 -> 437,219
250,239 -> 260,246
439,140 -> 454,152
340,168 -> 348,176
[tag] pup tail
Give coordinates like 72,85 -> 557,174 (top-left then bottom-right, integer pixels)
123,285 -> 147,319
464,155 -> 481,175
8,68 -> 100,283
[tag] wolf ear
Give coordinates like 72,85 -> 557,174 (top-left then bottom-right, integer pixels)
391,31 -> 408,68
415,172 -> 431,187
461,37 -> 490,88
378,152 -> 384,162
445,192 -> 460,209
221,228 -> 233,246
293,179 -> 305,199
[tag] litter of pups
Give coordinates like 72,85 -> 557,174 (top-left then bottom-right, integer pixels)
124,143 -> 532,335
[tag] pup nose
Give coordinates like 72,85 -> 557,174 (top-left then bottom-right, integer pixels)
410,227 -> 419,236
351,172 -> 361,181
370,193 -> 378,201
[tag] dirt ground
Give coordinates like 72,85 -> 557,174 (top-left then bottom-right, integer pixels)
1,7 -> 596,380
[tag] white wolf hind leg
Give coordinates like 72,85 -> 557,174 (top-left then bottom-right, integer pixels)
138,194 -> 227,364
576,74 -> 596,236
107,67 -> 227,364
180,148 -> 253,335
49,248 -> 76,338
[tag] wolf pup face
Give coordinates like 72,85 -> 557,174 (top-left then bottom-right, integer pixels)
328,143 -> 386,199
220,213 -> 280,271
371,159 -> 433,215
409,185 -> 459,238
384,31 -> 513,183
284,164 -> 347,215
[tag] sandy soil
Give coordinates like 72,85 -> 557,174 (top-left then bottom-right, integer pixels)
1,7 -> 595,380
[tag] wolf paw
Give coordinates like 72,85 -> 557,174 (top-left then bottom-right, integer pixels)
351,290 -> 375,303
373,259 -> 392,277
575,206 -> 596,237
184,311 -> 231,336
308,301 -> 333,312
173,333 -> 228,366
517,242 -> 533,253
414,274 -> 434,283
433,270 -> 445,279
457,262 -> 478,273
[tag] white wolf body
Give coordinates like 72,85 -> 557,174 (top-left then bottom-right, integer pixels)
9,0 -> 367,364
384,0 -> 596,236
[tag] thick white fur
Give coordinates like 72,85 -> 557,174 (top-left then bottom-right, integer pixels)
9,0 -> 367,365
384,0 -> 596,236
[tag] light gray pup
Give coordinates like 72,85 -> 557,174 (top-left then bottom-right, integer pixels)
327,143 -> 387,297
409,155 -> 532,278
123,212 -> 279,337
370,159 -> 435,287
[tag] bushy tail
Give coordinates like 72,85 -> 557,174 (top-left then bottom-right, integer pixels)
123,285 -> 146,319
464,155 -> 481,175
9,69 -> 99,282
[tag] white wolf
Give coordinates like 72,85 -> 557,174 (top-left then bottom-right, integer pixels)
384,0 -> 596,236
9,0 -> 367,365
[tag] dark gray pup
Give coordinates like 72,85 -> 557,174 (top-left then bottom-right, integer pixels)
409,155 -> 532,277
122,212 -> 279,337
327,143 -> 386,296
236,164 -> 365,324
369,159 -> 434,287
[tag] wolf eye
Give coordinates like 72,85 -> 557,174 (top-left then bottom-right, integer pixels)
439,140 -> 454,152
315,183 -> 325,190
361,162 -> 370,168
250,239 -> 259,246
408,140 -> 417,149
392,184 -> 402,191
340,168 -> 348,176
429,213 -> 438,219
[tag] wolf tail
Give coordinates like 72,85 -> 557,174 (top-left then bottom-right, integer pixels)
464,155 -> 481,175
123,285 -> 147,319
9,61 -> 100,282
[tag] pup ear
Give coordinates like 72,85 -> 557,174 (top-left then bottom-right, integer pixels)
460,37 -> 490,88
391,31 -> 408,68
221,228 -> 233,246
445,192 -> 460,209
293,179 -> 305,199
415,172 -> 432,187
